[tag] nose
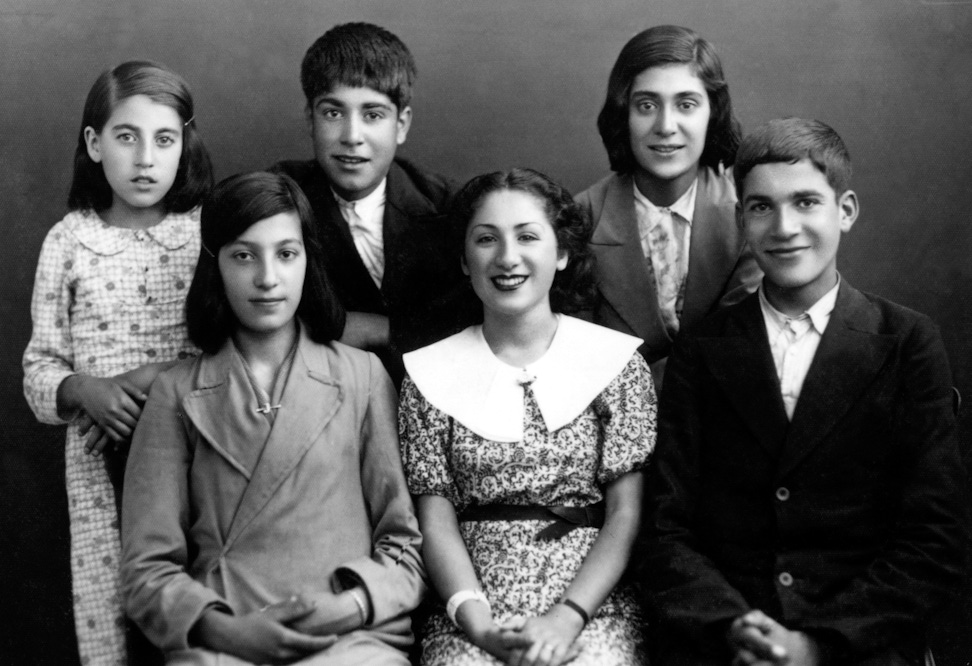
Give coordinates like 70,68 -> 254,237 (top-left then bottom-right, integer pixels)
772,207 -> 801,237
254,258 -> 279,289
495,238 -> 520,269
653,104 -> 676,136
135,140 -> 154,167
340,113 -> 363,145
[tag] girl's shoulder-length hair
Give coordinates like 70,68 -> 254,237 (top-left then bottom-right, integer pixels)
450,167 -> 595,316
68,60 -> 214,214
185,171 -> 346,354
596,24 -> 741,174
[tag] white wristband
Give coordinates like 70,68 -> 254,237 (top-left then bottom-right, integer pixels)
446,589 -> 491,627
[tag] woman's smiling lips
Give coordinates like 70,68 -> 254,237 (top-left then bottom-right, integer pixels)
649,144 -> 684,155
491,275 -> 527,291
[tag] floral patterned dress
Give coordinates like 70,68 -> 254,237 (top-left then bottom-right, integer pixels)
23,209 -> 199,665
400,333 -> 656,666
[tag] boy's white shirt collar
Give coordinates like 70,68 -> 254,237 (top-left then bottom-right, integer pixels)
632,176 -> 698,225
758,274 -> 841,335
403,315 -> 642,442
332,177 -> 387,223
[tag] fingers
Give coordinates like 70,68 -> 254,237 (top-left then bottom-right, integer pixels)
264,595 -> 317,624
75,413 -> 94,435
84,427 -> 112,456
116,377 -> 150,404
277,627 -> 338,654
499,629 -> 534,650
730,611 -> 787,663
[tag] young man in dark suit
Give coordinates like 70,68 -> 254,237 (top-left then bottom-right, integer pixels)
640,118 -> 968,665
274,23 -> 461,385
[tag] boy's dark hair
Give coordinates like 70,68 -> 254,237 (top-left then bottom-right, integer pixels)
186,171 -> 346,354
597,25 -> 741,174
300,22 -> 416,110
68,60 -> 213,214
734,118 -> 853,200
450,168 -> 595,315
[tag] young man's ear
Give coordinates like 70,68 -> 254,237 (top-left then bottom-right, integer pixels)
305,104 -> 314,137
84,127 -> 102,163
838,190 -> 859,232
460,253 -> 469,276
735,202 -> 745,232
396,106 -> 412,146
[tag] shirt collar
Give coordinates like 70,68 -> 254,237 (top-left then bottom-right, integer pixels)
332,178 -> 387,223
758,275 -> 841,335
632,177 -> 698,226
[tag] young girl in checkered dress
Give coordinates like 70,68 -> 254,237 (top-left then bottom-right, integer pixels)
22,60 -> 213,665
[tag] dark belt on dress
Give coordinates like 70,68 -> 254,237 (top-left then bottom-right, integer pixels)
458,502 -> 605,541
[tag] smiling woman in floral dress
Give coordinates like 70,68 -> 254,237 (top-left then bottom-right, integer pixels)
400,168 -> 656,666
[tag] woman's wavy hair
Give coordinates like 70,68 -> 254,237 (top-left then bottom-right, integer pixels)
186,172 -> 346,354
597,25 -> 741,174
450,168 -> 595,315
68,60 -> 213,213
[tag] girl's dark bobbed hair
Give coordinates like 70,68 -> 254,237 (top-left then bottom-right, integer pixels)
68,60 -> 213,214
185,171 -> 345,354
450,167 -> 595,316
597,25 -> 741,174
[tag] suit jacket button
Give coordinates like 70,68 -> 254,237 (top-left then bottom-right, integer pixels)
775,487 -> 790,501
778,572 -> 794,587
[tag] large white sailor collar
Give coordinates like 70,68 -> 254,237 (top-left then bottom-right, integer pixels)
67,209 -> 198,255
404,315 -> 642,442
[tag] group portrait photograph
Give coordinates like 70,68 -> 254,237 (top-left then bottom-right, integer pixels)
1,1 -> 971,665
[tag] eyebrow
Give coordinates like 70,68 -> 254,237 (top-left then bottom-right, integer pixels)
630,90 -> 704,100
109,122 -> 180,134
743,189 -> 826,204
229,237 -> 304,247
315,98 -> 393,111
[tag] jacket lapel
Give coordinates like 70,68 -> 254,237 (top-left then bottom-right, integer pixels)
779,283 -> 895,476
681,167 -> 743,324
381,160 -> 440,298
589,174 -> 667,344
182,342 -> 269,479
697,295 -> 789,458
222,331 -> 344,550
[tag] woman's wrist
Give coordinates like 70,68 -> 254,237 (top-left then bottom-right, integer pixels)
189,607 -> 234,651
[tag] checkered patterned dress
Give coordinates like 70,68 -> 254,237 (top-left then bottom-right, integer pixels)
23,209 -> 199,665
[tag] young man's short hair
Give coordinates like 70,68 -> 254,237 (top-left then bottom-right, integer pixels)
300,22 -> 417,111
734,117 -> 853,199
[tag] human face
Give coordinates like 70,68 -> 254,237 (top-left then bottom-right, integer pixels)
738,159 -> 858,315
219,212 -> 307,340
307,85 -> 411,201
462,190 -> 568,322
628,64 -> 710,204
84,94 -> 183,223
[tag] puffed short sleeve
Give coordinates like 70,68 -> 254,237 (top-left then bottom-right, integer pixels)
593,353 -> 657,485
398,375 -> 462,506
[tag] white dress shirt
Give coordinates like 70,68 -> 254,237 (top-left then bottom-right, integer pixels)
333,179 -> 387,287
759,278 -> 840,420
633,178 -> 697,334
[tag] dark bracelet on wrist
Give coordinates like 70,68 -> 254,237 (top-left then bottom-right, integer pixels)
559,598 -> 590,627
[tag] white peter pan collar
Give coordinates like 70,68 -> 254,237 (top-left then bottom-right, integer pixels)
67,209 -> 199,255
404,315 -> 642,442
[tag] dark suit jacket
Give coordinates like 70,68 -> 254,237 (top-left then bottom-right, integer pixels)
576,167 -> 761,386
273,157 -> 463,385
640,282 -> 968,661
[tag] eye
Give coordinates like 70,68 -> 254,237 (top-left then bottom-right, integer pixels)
633,99 -> 656,114
677,99 -> 699,111
364,110 -> 385,121
156,135 -> 176,147
747,202 -> 771,214
318,107 -> 342,120
796,198 -> 820,209
474,233 -> 496,245
116,132 -> 137,143
279,248 -> 301,260
518,232 -> 540,242
231,250 -> 254,261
